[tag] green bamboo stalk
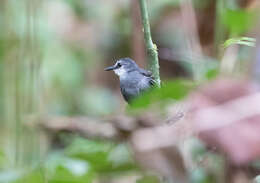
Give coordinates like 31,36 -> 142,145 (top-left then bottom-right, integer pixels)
138,0 -> 160,86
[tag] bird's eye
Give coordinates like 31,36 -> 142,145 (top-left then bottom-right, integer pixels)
117,63 -> 122,67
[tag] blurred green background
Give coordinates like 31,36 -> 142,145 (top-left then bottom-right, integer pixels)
0,0 -> 259,182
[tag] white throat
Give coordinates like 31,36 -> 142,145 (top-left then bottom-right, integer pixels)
114,67 -> 127,78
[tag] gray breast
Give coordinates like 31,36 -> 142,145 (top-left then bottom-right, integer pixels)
119,71 -> 154,102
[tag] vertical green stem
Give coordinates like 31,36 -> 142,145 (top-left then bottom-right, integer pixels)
138,0 -> 160,86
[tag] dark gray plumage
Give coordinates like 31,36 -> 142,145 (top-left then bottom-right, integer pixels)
104,58 -> 155,102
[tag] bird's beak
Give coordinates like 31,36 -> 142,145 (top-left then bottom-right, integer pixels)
104,64 -> 118,71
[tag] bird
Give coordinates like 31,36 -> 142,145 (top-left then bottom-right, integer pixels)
104,58 -> 155,103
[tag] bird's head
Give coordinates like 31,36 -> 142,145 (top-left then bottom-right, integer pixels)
104,58 -> 138,77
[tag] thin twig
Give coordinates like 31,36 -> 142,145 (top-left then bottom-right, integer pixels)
138,0 -> 160,86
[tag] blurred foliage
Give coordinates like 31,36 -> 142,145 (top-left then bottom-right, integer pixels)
136,175 -> 160,183
205,68 -> 219,80
223,37 -> 256,48
65,137 -> 137,173
129,79 -> 195,110
188,139 -> 225,183
0,150 -> 6,169
45,154 -> 95,183
8,138 -> 138,182
190,168 -> 216,183
222,9 -> 257,36
12,154 -> 95,183
0,0 -> 260,182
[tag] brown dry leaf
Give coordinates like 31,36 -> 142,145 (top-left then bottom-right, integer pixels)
39,116 -> 120,140
190,78 -> 260,165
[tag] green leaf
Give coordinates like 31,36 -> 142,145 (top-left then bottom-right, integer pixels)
190,168 -> 216,183
136,175 -> 160,183
12,169 -> 45,183
65,138 -> 136,173
223,37 -> 256,48
129,80 -> 195,109
63,0 -> 86,19
45,153 -> 95,183
65,138 -> 114,172
222,9 -> 256,35
0,149 -> 6,168
11,153 -> 95,183
107,144 -> 137,171
205,68 -> 219,80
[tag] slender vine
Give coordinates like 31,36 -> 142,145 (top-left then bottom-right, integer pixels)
138,0 -> 160,86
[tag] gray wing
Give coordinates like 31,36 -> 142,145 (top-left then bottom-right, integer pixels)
138,68 -> 156,86
139,68 -> 153,77
148,77 -> 156,86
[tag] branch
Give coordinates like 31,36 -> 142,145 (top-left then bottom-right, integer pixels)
28,112 -> 184,141
138,0 -> 160,86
